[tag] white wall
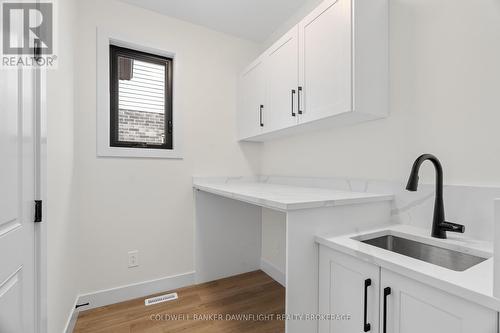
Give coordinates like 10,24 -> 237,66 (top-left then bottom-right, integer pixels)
260,0 -> 500,186
46,0 -> 79,332
261,208 -> 286,274
74,0 -> 260,295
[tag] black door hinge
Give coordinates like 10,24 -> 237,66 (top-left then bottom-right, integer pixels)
168,120 -> 173,134
34,39 -> 42,62
34,200 -> 42,223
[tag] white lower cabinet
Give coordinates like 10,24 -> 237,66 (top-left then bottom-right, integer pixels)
319,248 -> 380,333
381,268 -> 497,333
319,246 -> 498,333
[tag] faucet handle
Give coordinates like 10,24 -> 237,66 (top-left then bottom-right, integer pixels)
440,221 -> 465,233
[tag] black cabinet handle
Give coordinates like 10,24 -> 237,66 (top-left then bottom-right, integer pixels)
383,287 -> 391,333
34,200 -> 42,223
259,105 -> 264,127
298,86 -> 303,114
363,279 -> 371,332
291,89 -> 296,117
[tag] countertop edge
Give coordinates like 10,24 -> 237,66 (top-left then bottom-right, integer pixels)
193,184 -> 288,211
192,183 -> 394,211
315,233 -> 500,312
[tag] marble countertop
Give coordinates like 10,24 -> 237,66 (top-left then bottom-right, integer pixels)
193,178 -> 394,211
316,225 -> 500,311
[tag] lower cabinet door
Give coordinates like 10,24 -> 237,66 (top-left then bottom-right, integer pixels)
381,268 -> 498,333
319,246 -> 380,333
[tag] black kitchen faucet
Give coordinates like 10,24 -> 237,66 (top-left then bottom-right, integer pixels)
406,154 -> 465,239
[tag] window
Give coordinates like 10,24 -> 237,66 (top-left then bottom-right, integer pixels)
109,45 -> 173,150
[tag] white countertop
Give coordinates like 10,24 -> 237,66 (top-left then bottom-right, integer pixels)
193,178 -> 394,211
316,225 -> 500,311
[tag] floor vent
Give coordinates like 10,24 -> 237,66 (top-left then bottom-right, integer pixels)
145,292 -> 179,306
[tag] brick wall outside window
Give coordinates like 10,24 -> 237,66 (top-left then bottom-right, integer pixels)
118,109 -> 165,144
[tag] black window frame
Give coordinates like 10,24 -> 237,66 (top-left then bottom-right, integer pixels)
109,45 -> 174,150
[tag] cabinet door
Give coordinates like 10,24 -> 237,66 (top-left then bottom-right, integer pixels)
238,58 -> 266,139
298,0 -> 352,124
266,26 -> 299,132
319,246 -> 380,333
381,269 -> 497,333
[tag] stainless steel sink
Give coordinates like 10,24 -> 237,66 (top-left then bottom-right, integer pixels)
361,235 -> 487,271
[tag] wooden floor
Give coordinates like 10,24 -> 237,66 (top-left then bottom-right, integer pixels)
74,270 -> 285,333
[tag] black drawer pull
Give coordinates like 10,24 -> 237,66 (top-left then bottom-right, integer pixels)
383,287 -> 391,333
259,105 -> 264,127
298,86 -> 303,114
291,89 -> 296,117
363,279 -> 371,332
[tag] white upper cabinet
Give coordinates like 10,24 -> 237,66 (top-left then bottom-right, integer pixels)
265,26 -> 299,132
237,0 -> 388,141
238,56 -> 266,139
298,0 -> 352,124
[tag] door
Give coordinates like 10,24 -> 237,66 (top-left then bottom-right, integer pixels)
298,0 -> 352,124
381,269 -> 497,333
0,67 -> 37,332
265,26 -> 299,132
319,246 -> 380,333
238,57 -> 266,139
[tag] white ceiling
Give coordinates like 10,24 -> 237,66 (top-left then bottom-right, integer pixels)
118,0 -> 308,42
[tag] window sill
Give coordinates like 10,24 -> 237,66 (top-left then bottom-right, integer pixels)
97,145 -> 183,159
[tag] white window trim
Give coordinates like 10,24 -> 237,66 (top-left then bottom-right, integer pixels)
96,27 -> 183,159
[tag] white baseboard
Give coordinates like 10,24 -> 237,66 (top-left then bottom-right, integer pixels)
62,271 -> 195,332
63,297 -> 79,333
260,258 -> 285,287
74,271 -> 195,312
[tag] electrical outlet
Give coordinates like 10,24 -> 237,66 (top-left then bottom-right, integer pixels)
128,250 -> 139,268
